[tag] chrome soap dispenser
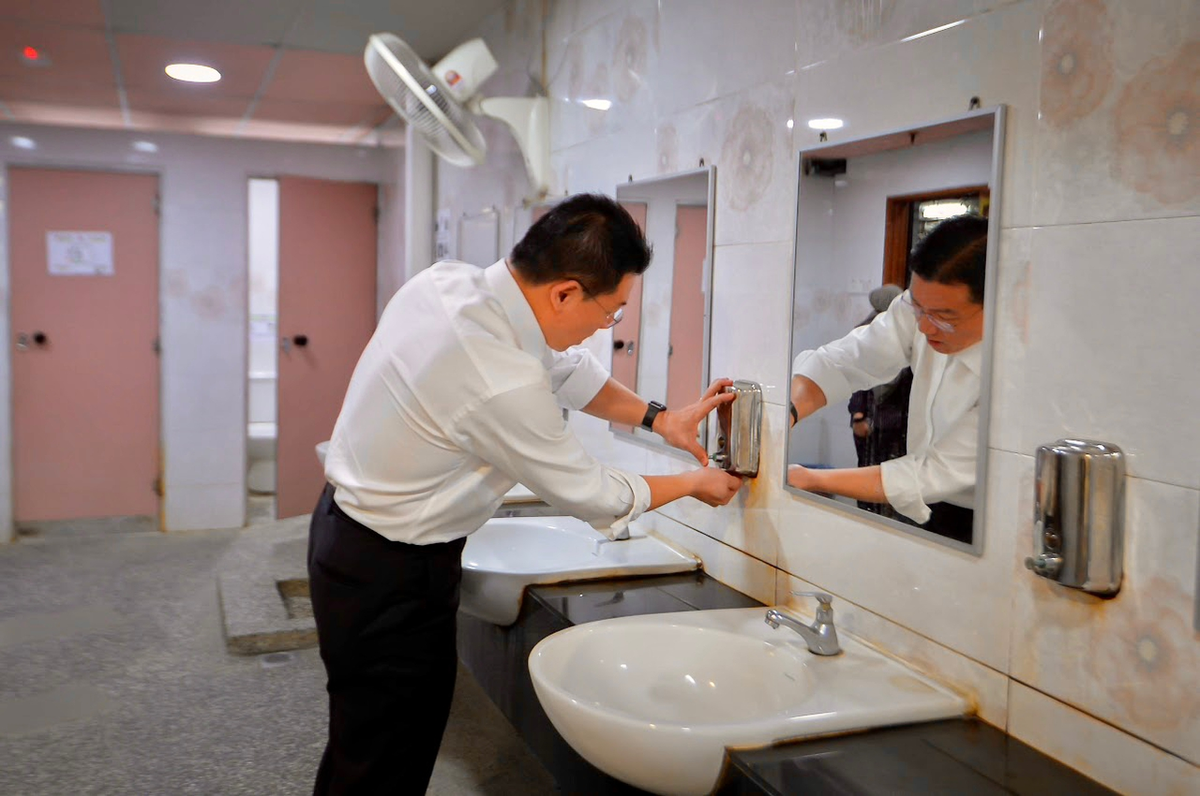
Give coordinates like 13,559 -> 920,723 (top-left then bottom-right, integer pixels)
712,380 -> 761,478
1025,439 -> 1125,596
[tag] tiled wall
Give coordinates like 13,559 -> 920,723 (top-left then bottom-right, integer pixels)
0,127 -> 395,536
435,0 -> 1199,790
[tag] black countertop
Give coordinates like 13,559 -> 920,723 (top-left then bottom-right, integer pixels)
459,571 -> 1115,796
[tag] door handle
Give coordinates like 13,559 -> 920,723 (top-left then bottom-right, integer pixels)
613,339 -> 635,356
292,334 -> 308,348
281,334 -> 309,352
32,331 -> 48,346
15,331 -> 48,351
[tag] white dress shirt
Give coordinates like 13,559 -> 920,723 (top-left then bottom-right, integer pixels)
324,260 -> 651,544
791,292 -> 981,524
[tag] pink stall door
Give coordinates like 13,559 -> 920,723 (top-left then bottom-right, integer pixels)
10,167 -> 160,523
276,177 -> 378,518
666,203 -> 709,411
611,202 -> 647,434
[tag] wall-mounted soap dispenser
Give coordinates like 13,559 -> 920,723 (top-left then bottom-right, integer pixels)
1025,439 -> 1125,596
712,380 -> 761,478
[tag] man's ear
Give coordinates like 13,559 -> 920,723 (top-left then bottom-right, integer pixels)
549,279 -> 584,311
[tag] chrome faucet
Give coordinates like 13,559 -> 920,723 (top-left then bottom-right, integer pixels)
765,591 -> 841,656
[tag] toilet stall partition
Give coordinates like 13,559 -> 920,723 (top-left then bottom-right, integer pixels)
276,177 -> 378,518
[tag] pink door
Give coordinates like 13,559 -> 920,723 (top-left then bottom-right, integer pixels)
276,177 -> 378,518
10,168 -> 160,523
666,204 -> 709,410
611,202 -> 647,433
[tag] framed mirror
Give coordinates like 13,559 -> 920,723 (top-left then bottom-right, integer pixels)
784,108 -> 1005,553
612,167 -> 715,450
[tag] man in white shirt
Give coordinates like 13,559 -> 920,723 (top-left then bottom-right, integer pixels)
307,194 -> 744,794
787,215 -> 988,543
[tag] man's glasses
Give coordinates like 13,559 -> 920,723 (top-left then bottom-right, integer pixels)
588,294 -> 624,328
900,293 -> 968,333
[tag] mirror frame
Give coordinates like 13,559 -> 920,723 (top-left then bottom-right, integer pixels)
782,106 -> 1007,555
611,166 -> 717,457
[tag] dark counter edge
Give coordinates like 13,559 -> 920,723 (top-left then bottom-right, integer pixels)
456,570 -> 1117,796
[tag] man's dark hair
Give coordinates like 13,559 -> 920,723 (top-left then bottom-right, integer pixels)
510,193 -> 652,296
908,215 -> 988,304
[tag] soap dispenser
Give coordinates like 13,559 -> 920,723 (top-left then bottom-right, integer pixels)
711,380 -> 762,478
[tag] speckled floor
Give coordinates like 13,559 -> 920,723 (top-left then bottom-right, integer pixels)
0,512 -> 557,795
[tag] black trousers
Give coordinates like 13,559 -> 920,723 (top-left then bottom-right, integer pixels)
307,484 -> 467,795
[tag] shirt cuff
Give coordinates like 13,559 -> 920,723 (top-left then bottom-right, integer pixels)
879,457 -> 933,524
792,350 -> 854,407
554,350 -> 610,410
589,471 -> 651,540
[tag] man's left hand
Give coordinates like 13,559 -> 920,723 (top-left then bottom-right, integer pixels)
654,378 -> 735,465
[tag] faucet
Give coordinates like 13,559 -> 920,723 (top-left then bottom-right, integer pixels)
765,591 -> 841,656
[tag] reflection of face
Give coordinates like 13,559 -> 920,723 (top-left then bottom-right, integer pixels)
907,275 -> 984,355
554,273 -> 637,350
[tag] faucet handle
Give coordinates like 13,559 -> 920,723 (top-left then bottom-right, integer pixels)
792,590 -> 833,608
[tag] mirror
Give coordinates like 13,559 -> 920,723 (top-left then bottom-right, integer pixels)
785,108 -> 1005,552
612,167 -> 715,449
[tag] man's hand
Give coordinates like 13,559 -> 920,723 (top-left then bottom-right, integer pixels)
688,467 -> 744,506
787,464 -> 816,492
654,378 -> 735,465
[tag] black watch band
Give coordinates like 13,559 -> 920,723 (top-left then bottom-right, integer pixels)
641,401 -> 666,432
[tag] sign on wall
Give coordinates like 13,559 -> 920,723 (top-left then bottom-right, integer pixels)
47,231 -> 114,276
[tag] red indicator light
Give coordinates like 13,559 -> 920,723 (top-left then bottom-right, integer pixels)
23,46 -> 40,61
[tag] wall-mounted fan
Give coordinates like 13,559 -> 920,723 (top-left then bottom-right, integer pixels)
365,34 -> 549,196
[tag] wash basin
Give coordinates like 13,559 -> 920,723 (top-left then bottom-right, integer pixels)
528,607 -> 968,796
460,516 -> 699,626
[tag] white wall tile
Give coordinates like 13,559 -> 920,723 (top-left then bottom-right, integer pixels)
1010,476 -> 1200,764
165,427 -> 247,488
776,572 -> 1010,728
1022,216 -> 1200,489
648,512 -> 777,604
987,227 -> 1032,455
1008,681 -> 1200,794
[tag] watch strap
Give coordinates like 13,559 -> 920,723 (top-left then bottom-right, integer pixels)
641,401 -> 666,432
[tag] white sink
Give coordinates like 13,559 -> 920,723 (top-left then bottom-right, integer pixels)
460,516 -> 699,626
528,607 -> 968,796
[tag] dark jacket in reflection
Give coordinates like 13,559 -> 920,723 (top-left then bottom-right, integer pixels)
848,369 -> 913,519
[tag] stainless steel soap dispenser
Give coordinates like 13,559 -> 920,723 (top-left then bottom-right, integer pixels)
712,380 -> 761,478
1025,439 -> 1125,596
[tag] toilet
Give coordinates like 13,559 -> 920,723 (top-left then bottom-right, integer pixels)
247,371 -> 277,494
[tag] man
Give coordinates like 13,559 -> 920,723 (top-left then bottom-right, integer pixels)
788,215 -> 987,542
308,193 -> 744,794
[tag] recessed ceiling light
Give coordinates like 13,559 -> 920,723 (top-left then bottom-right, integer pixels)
580,98 -> 612,111
807,118 -> 844,131
132,140 -> 159,153
10,136 -> 37,150
165,63 -> 221,83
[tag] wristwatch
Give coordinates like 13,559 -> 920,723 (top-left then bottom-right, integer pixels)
641,400 -> 666,433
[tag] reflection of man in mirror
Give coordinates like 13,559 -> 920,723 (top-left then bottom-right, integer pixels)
847,285 -> 912,518
788,215 -> 987,543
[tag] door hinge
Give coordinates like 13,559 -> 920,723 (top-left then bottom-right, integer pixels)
154,193 -> 161,216
152,476 -> 164,497
152,336 -> 161,355
373,205 -> 380,223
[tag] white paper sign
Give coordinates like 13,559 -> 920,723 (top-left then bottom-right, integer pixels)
48,231 -> 114,276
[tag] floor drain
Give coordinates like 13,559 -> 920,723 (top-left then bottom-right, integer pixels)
260,651 -> 295,669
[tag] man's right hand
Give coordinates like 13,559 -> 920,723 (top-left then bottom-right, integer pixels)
689,467 -> 744,506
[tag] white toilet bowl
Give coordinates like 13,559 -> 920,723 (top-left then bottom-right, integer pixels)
247,421 -> 277,494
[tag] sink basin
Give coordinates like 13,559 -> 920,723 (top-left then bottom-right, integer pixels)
460,516 -> 699,626
529,607 -> 968,796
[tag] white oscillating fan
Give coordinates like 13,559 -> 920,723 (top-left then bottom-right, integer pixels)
365,33 -> 550,195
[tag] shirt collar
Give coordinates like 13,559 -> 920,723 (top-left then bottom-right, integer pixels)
484,259 -> 550,360
954,340 -> 984,375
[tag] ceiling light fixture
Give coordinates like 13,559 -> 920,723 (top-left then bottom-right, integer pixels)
900,19 -> 966,43
807,118 -> 844,130
132,140 -> 159,153
580,98 -> 612,111
10,136 -> 37,150
165,63 -> 221,83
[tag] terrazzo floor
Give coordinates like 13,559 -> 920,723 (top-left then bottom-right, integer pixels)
0,506 -> 557,795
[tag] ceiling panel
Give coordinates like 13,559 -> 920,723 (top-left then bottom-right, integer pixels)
115,33 -> 275,95
107,0 -> 304,47
252,98 -> 388,127
0,21 -> 113,79
0,75 -> 118,107
262,49 -> 382,105
0,0 -> 106,29
124,87 -> 251,118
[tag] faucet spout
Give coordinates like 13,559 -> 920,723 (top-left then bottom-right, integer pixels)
765,592 -> 841,656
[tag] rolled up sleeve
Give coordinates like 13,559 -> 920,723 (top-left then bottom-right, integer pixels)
792,296 -> 916,404
879,400 -> 979,524
455,382 -> 650,539
546,346 -> 610,411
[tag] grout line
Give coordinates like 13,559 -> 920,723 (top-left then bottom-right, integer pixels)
99,0 -> 132,127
